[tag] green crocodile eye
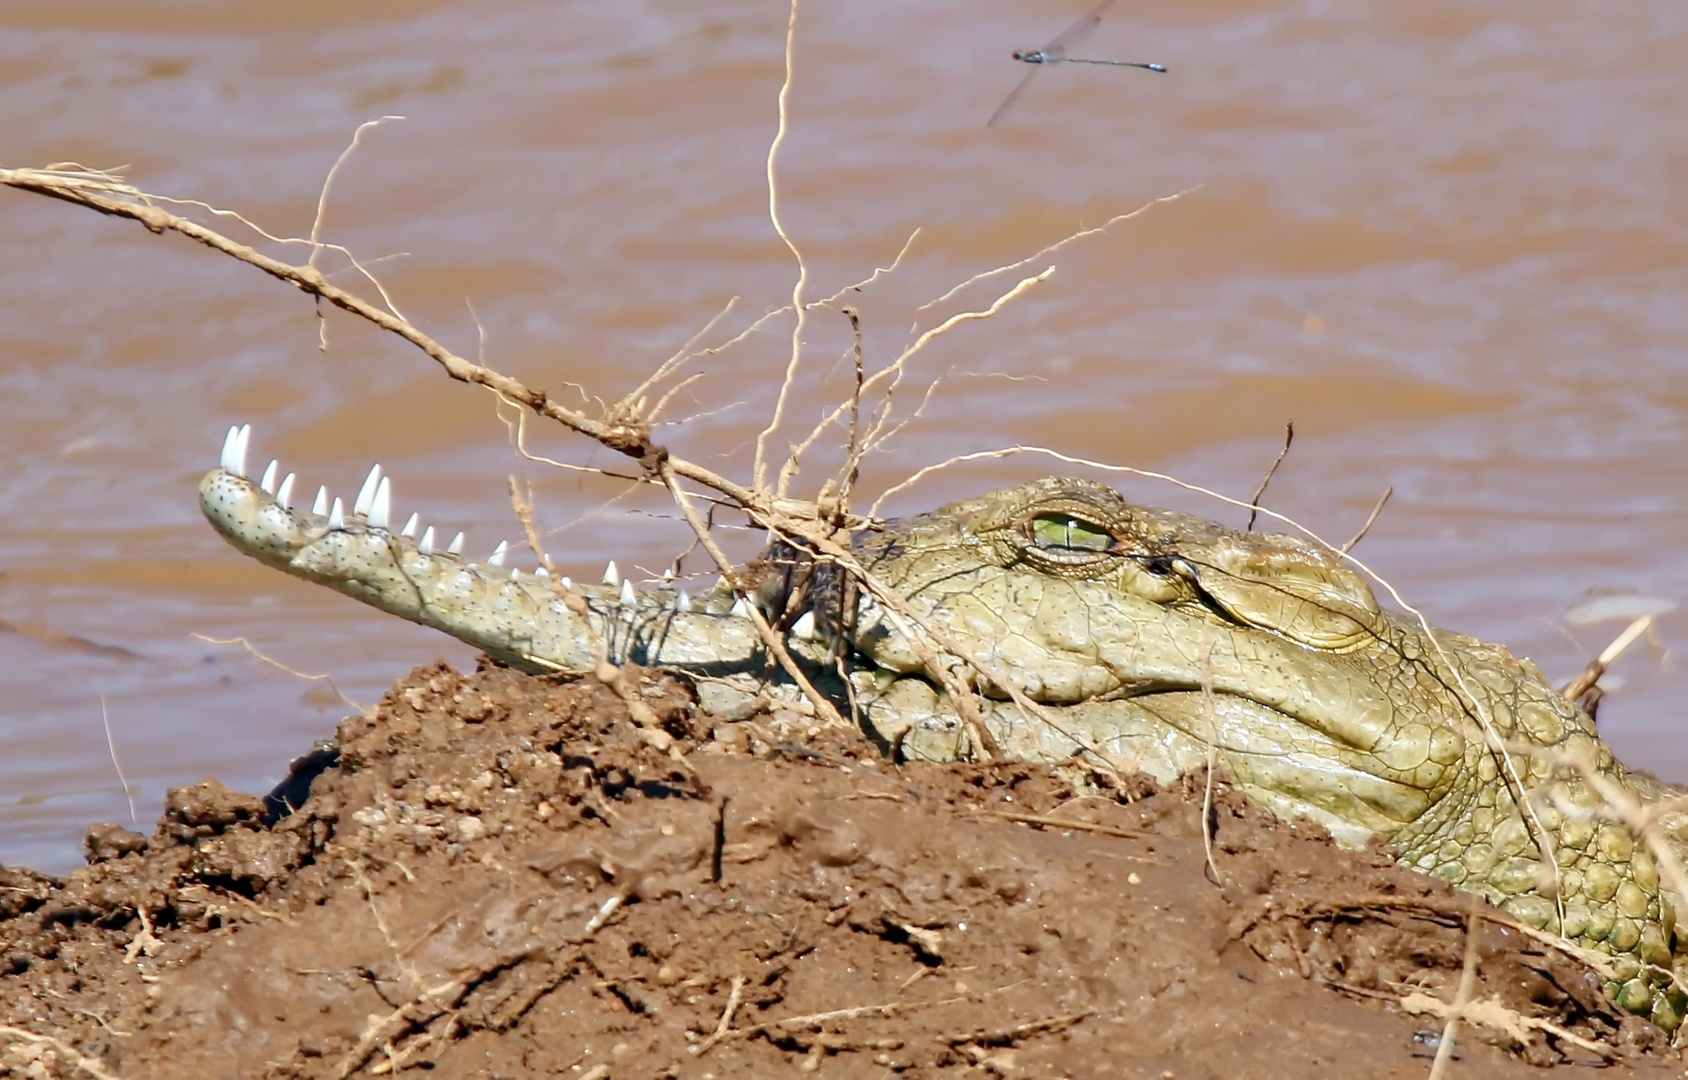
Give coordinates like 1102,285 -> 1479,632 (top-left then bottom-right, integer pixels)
1031,514 -> 1113,553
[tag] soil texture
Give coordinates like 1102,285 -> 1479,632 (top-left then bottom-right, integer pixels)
1,661 -> 1681,1079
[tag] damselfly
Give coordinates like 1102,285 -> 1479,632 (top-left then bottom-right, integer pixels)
988,0 -> 1166,127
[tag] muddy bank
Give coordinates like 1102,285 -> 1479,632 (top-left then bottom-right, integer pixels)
0,662 -> 1678,1078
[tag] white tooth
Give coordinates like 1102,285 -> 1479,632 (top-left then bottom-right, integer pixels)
729,597 -> 751,618
219,426 -> 240,472
448,532 -> 464,556
260,460 -> 278,494
619,579 -> 635,606
602,561 -> 620,587
275,473 -> 296,511
510,568 -> 520,581
231,424 -> 251,478
368,477 -> 391,529
327,498 -> 345,530
353,464 -> 383,517
791,611 -> 817,640
535,566 -> 550,578
662,568 -> 675,583
400,512 -> 419,538
312,487 -> 328,516
676,589 -> 691,613
488,540 -> 509,567
420,526 -> 436,555
560,576 -> 573,590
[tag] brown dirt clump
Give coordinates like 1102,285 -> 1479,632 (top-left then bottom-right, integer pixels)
1,661 -> 1680,1079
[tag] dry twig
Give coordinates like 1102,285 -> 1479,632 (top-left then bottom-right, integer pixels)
689,975 -> 747,1056
99,693 -> 137,827
1246,421 -> 1293,532
978,810 -> 1144,840
1427,891 -> 1482,1080
753,0 -> 812,493
1198,623 -> 1223,886
1561,615 -> 1653,702
190,634 -> 367,712
1402,991 -> 1612,1061
1343,485 -> 1393,553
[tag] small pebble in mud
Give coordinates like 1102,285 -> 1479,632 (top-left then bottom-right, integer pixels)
1410,1029 -> 1459,1059
456,815 -> 486,842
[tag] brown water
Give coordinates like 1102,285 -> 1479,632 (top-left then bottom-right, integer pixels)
2,0 -> 1685,873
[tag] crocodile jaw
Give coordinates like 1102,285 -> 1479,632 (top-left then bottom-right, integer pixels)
198,438 -> 764,675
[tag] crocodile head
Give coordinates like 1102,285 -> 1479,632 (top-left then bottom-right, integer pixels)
200,425 -> 1686,1026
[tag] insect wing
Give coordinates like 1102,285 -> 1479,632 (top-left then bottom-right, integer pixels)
987,0 -> 1119,126
987,65 -> 1041,127
1041,0 -> 1117,61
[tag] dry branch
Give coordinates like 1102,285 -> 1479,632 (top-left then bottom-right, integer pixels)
1343,485 -> 1393,552
1245,421 -> 1293,532
753,0 -> 812,493
1427,892 -> 1482,1080
190,634 -> 367,712
0,166 -> 762,515
1562,615 -> 1652,702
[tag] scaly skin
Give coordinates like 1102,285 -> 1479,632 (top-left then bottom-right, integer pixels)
202,460 -> 1688,1026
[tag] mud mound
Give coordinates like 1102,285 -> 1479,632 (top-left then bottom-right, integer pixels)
0,662 -> 1677,1078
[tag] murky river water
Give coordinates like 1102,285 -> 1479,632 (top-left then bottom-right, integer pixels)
2,1 -> 1685,872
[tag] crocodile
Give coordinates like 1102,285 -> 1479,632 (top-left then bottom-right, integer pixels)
201,424 -> 1688,1027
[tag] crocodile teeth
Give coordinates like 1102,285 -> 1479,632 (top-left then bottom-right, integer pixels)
448,532 -> 465,556
509,568 -> 520,581
676,589 -> 691,613
368,477 -> 392,529
259,460 -> 278,494
535,566 -> 550,578
328,497 -> 345,531
400,513 -> 419,538
619,579 -> 636,606
219,426 -> 239,472
560,576 -> 574,590
235,426 -> 251,477
729,597 -> 751,618
420,526 -> 436,556
602,561 -> 620,587
312,487 -> 329,516
488,540 -> 509,567
275,473 -> 296,511
220,423 -> 252,478
661,568 -> 674,584
791,611 -> 817,641
353,464 -> 383,517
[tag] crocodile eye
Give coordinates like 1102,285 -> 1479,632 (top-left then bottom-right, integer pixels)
1030,514 -> 1113,553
